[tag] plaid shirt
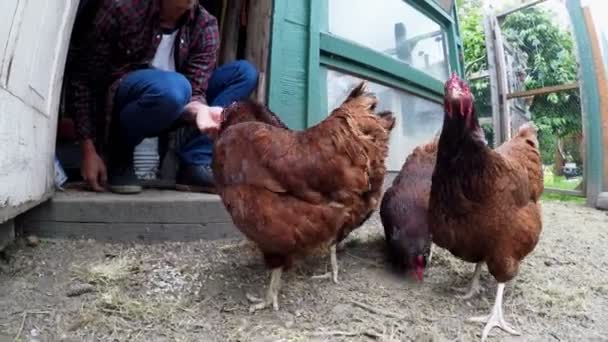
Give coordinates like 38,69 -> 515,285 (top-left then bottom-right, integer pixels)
69,0 -> 220,144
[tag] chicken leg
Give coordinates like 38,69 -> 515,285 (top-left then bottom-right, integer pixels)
247,268 -> 283,312
311,245 -> 339,283
427,243 -> 434,265
454,262 -> 483,299
468,282 -> 520,342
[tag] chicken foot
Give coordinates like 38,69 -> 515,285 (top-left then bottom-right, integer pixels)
247,268 -> 283,312
454,262 -> 483,300
468,282 -> 521,342
311,245 -> 339,283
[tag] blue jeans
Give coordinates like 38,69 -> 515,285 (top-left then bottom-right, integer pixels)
113,60 -> 258,166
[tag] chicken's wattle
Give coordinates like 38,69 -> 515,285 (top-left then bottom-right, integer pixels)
443,72 -> 473,119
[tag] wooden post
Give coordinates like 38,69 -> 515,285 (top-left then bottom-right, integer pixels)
566,0 -> 604,205
493,17 -> 511,142
483,14 -> 511,146
582,7 -> 608,191
483,15 -> 502,148
245,0 -> 272,104
218,0 -> 242,65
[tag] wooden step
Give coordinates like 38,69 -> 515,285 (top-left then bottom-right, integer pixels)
17,189 -> 240,242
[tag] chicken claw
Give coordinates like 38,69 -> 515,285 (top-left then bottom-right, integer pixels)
248,296 -> 275,313
454,262 -> 483,300
311,245 -> 339,283
468,283 -> 521,342
247,268 -> 282,313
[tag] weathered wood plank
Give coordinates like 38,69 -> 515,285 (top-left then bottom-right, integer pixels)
0,191 -> 52,224
19,190 -> 232,224
469,69 -> 489,81
582,7 -> 608,191
1,1 -> 78,221
566,0 -> 604,205
506,82 -> 579,99
245,0 -> 272,103
267,0 -> 310,130
492,15 -> 511,142
483,15 -> 502,148
18,221 -> 240,242
218,0 -> 242,65
496,0 -> 548,20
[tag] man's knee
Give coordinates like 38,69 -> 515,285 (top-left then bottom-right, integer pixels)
234,60 -> 259,92
153,72 -> 192,115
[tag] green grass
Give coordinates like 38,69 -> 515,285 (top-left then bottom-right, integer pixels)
541,166 -> 586,204
544,168 -> 582,191
541,192 -> 586,205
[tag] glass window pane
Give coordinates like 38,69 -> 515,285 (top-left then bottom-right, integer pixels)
432,0 -> 455,12
328,0 -> 450,80
325,68 -> 443,171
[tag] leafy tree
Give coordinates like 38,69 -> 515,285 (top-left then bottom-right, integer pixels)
457,0 -> 582,167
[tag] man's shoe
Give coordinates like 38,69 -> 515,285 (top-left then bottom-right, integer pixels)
176,164 -> 216,193
108,156 -> 142,195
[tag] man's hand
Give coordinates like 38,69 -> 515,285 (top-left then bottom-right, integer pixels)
183,101 -> 223,138
80,139 -> 107,192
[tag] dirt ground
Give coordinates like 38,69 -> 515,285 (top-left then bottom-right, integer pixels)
0,200 -> 607,342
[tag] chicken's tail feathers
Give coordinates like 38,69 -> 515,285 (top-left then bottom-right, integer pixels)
343,81 -> 378,112
518,121 -> 539,138
346,81 -> 370,100
518,121 -> 538,135
516,121 -> 540,149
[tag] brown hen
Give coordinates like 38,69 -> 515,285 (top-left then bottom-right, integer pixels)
212,82 -> 395,312
428,73 -> 543,341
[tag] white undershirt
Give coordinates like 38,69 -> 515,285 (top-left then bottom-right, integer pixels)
136,30 -> 178,176
151,31 -> 178,71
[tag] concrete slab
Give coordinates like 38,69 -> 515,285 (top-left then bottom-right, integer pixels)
17,189 -> 240,242
16,173 -> 401,243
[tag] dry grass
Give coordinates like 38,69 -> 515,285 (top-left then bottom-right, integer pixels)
73,256 -> 134,286
68,255 -> 206,340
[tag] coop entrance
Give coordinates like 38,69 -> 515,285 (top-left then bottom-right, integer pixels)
55,0 -> 270,190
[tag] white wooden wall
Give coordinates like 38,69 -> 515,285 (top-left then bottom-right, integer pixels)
0,0 -> 78,222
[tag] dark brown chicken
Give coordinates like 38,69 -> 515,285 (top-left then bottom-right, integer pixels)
428,73 -> 543,341
380,139 -> 437,281
213,82 -> 395,312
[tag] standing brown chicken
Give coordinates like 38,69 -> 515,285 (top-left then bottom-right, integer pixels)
213,82 -> 395,312
428,73 -> 543,341
380,139 -> 437,281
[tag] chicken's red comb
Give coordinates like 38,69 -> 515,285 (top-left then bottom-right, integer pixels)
447,71 -> 460,84
445,71 -> 468,91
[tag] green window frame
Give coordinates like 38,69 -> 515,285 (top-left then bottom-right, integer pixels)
267,0 -> 464,129
311,0 -> 464,125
